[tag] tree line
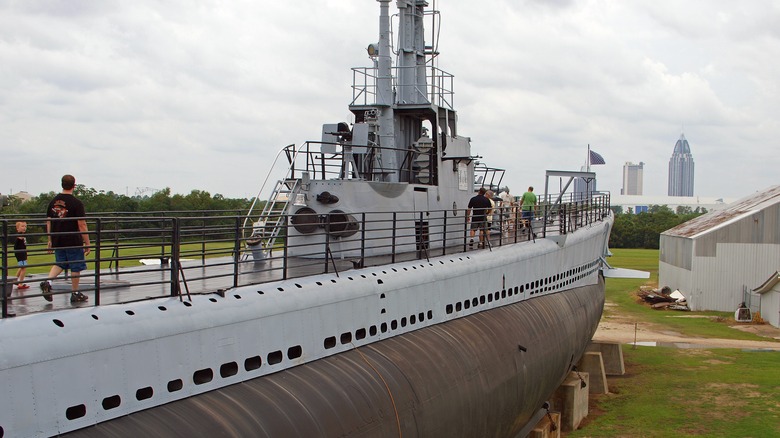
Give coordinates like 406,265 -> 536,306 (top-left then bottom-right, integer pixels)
2,186 -> 251,216
608,205 -> 707,249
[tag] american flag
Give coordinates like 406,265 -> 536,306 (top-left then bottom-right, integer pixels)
589,150 -> 606,165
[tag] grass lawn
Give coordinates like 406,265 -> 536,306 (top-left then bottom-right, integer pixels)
569,248 -> 780,437
8,241 -> 237,277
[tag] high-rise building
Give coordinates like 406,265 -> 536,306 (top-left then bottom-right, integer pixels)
668,133 -> 694,196
621,162 -> 644,195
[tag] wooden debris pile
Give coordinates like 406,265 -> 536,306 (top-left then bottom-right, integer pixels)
637,286 -> 690,311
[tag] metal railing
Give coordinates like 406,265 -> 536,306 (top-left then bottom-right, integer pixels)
281,142 -> 433,185
1,194 -> 610,318
350,65 -> 455,109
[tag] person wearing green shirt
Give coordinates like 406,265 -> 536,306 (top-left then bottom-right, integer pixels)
520,186 -> 537,225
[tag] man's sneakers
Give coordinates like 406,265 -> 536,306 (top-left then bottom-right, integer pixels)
39,281 -> 88,303
16,283 -> 30,290
70,292 -> 88,303
469,238 -> 474,248
40,281 -> 53,302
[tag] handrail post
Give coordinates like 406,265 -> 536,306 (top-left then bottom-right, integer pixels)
417,211 -> 424,260
94,218 -> 101,306
442,210 -> 447,256
2,220 -> 8,318
324,214 -> 330,274
463,209 -> 468,252
201,215 -> 207,264
498,206 -> 503,247
391,212 -> 397,264
170,218 -> 180,297
113,215 -> 119,271
360,213 -> 366,264
282,217 -> 289,280
233,215 -> 241,288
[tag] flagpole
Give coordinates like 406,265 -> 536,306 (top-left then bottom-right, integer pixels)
587,144 -> 591,172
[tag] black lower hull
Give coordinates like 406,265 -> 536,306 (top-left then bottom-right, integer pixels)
69,277 -> 604,437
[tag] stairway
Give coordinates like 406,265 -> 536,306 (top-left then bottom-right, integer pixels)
246,178 -> 301,260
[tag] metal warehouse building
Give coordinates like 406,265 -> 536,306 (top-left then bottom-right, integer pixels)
659,185 -> 780,312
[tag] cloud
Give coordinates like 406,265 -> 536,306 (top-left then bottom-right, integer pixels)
0,0 -> 777,201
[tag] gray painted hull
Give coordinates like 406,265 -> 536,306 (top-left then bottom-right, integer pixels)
68,278 -> 603,437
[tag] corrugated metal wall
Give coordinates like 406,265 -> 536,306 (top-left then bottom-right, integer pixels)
759,288 -> 780,328
659,235 -> 692,270
687,243 -> 780,311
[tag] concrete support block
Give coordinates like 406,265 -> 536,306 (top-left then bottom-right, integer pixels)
576,351 -> 608,395
529,411 -> 561,438
586,341 -> 625,375
550,371 -> 589,432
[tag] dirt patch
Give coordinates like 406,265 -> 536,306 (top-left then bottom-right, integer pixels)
594,301 -> 780,350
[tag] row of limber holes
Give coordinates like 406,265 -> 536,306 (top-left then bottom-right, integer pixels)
63,307 -> 438,421
64,345 -> 304,421
323,309 -> 435,349
444,262 -> 600,314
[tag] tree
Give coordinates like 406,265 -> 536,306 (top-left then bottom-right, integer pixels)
609,205 -> 706,249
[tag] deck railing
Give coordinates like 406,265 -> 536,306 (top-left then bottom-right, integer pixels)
1,193 -> 610,318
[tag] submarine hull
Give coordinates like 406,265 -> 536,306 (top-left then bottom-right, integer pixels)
68,277 -> 603,437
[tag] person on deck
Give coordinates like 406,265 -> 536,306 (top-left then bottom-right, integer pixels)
467,187 -> 492,249
520,186 -> 537,233
13,221 -> 30,292
40,174 -> 91,303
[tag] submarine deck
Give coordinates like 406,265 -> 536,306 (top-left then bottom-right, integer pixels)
2,197 -> 610,318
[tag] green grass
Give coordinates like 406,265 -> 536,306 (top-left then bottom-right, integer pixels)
7,242 -> 237,276
569,249 -> 780,437
572,347 -> 780,437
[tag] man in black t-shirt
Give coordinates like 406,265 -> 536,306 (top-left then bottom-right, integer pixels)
40,174 -> 91,303
467,187 -> 492,248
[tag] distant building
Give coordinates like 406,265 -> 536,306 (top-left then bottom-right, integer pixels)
659,185 -> 780,312
12,191 -> 33,203
621,162 -> 644,195
668,133 -> 694,196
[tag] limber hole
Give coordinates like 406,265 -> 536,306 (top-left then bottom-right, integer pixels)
220,362 -> 238,378
193,368 -> 213,385
167,379 -> 183,392
135,386 -> 153,401
65,404 -> 86,420
245,356 -> 262,371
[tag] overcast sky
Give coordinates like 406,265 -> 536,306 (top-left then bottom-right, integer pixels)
2,0 -> 778,201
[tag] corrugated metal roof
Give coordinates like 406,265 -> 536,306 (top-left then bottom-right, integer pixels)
754,271 -> 780,294
662,185 -> 780,238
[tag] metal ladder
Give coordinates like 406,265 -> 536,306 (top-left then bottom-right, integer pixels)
246,178 -> 301,260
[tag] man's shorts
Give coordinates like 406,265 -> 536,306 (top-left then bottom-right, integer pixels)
522,210 -> 534,221
17,260 -> 28,267
470,217 -> 487,231
54,248 -> 87,272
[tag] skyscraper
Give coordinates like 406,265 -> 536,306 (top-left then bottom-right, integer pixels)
621,162 -> 644,195
668,133 -> 694,196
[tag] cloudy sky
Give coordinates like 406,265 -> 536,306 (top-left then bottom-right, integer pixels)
2,0 -> 778,201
